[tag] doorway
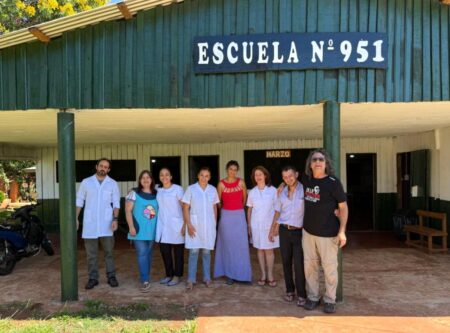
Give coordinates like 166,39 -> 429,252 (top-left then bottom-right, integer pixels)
396,150 -> 429,211
188,155 -> 220,186
150,156 -> 181,186
243,149 -> 312,188
346,153 -> 376,231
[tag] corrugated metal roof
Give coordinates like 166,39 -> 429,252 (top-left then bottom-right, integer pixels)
0,0 -> 184,50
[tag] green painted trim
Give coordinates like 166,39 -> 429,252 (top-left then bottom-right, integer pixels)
37,198 -> 127,233
2,0 -> 450,110
374,193 -> 397,231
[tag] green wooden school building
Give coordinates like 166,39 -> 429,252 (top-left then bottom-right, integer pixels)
1,0 -> 450,300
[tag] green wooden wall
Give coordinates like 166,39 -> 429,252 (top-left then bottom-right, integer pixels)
1,0 -> 449,110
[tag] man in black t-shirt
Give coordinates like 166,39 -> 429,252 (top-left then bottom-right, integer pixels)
302,149 -> 348,314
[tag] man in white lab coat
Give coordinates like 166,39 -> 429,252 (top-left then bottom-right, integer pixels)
76,158 -> 121,289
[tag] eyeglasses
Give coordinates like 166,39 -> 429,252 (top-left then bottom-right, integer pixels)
312,157 -> 325,162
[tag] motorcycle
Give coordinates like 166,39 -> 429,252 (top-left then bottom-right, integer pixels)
0,204 -> 55,275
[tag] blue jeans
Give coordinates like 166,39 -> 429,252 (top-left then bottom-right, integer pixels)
188,249 -> 211,283
133,240 -> 154,283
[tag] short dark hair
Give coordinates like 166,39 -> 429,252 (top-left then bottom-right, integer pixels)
198,166 -> 211,175
159,167 -> 172,176
226,160 -> 240,170
281,165 -> 297,173
251,166 -> 271,186
96,158 -> 111,168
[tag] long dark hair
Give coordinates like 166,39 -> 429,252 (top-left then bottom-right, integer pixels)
304,149 -> 336,178
136,170 -> 156,193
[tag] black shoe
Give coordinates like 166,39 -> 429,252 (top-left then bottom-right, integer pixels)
85,279 -> 99,290
323,302 -> 336,314
225,277 -> 234,285
108,276 -> 119,287
304,298 -> 320,311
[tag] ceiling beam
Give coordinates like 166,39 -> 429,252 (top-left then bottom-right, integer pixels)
116,2 -> 133,20
28,27 -> 50,43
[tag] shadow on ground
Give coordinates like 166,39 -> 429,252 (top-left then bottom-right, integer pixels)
0,231 -> 449,332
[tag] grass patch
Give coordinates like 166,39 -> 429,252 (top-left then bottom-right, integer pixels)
0,300 -> 197,333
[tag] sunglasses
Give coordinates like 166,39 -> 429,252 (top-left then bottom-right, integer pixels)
312,157 -> 325,162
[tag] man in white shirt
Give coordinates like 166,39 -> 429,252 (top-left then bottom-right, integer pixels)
76,158 -> 121,289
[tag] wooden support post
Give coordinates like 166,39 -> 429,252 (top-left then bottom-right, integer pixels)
57,111 -> 78,301
323,101 -> 343,303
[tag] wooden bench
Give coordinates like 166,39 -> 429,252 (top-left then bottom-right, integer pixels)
404,210 -> 447,254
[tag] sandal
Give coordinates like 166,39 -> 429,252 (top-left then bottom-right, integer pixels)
284,292 -> 295,302
267,280 -> 277,287
186,282 -> 194,291
257,279 -> 266,286
204,280 -> 213,288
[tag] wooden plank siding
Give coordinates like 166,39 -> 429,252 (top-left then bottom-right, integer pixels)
1,0 -> 450,110
36,136 -> 407,201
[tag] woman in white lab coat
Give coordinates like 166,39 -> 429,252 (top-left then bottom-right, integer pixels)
247,166 -> 279,287
182,167 -> 220,290
156,167 -> 185,286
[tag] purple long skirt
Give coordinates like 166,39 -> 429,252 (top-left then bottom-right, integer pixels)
214,209 -> 252,282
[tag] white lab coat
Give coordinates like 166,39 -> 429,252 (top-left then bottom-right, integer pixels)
182,183 -> 220,250
156,184 -> 185,244
76,175 -> 121,239
247,186 -> 279,249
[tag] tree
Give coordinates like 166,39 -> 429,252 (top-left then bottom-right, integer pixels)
0,160 -> 35,185
0,0 -> 108,35
0,160 -> 36,202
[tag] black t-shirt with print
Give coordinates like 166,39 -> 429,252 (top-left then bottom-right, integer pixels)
301,174 -> 347,237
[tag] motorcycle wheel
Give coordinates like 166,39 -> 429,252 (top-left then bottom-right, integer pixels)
0,241 -> 16,275
41,239 -> 55,256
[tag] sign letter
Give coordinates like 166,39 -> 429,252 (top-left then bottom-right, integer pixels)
257,42 -> 269,64
272,42 -> 284,63
287,42 -> 299,63
227,42 -> 239,64
311,41 -> 324,63
213,43 -> 224,64
198,42 -> 209,64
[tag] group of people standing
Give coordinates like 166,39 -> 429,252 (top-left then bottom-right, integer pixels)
75,148 -> 348,314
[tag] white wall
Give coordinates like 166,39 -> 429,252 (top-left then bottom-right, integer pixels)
436,127 -> 450,201
36,137 -> 400,199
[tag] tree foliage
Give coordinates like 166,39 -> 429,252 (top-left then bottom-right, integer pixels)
0,0 -> 108,34
0,160 -> 35,184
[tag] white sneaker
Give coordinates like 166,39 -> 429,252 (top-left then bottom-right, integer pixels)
140,281 -> 151,293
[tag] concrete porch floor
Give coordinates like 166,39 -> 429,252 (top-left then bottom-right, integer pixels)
0,232 -> 449,333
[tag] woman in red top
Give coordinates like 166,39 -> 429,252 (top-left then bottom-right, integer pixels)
214,160 -> 252,284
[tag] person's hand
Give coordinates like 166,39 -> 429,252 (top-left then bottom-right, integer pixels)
76,219 -> 80,231
334,209 -> 340,217
187,223 -> 196,238
129,226 -> 137,237
247,225 -> 252,238
181,224 -> 186,236
277,183 -> 285,196
268,228 -> 278,242
111,220 -> 118,232
337,231 -> 347,248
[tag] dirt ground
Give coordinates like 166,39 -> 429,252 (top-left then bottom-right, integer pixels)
0,232 -> 449,333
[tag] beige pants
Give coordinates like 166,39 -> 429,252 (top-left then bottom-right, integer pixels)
302,229 -> 339,304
